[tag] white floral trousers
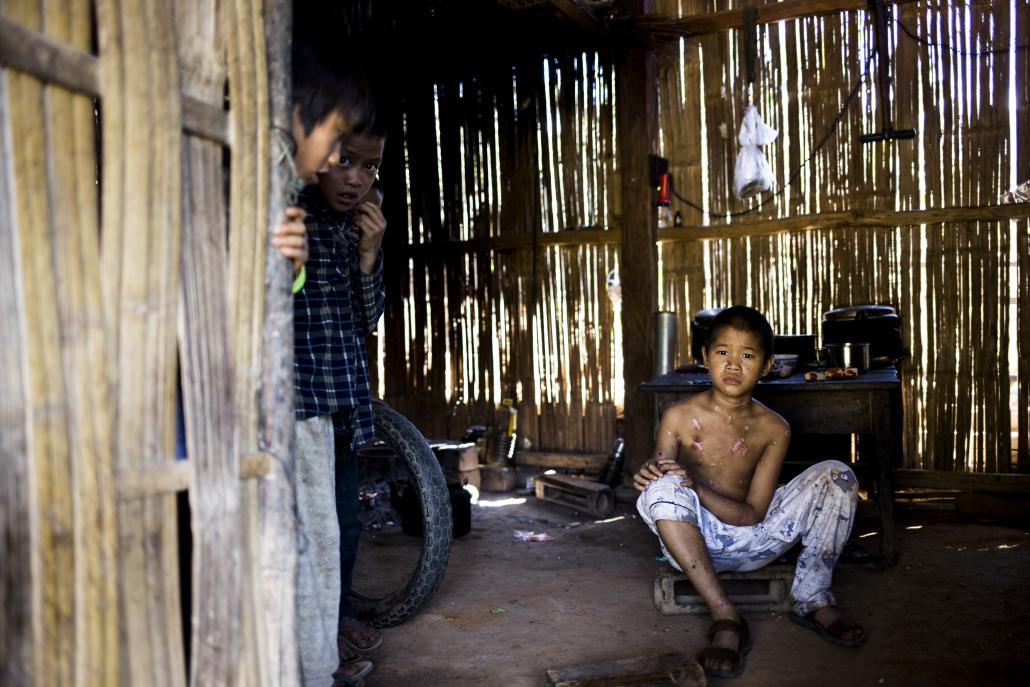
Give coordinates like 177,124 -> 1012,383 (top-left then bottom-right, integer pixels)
637,460 -> 858,616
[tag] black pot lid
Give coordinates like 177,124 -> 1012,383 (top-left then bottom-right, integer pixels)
823,304 -> 896,321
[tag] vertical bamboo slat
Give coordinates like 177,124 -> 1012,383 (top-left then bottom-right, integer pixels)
96,0 -> 186,683
177,0 -> 244,682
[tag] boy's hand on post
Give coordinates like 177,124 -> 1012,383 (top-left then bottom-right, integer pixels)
272,205 -> 308,272
352,202 -> 386,275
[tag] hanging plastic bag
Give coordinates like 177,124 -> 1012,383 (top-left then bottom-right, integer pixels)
733,106 -> 778,199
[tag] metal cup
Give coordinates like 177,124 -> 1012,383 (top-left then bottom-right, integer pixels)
655,311 -> 677,376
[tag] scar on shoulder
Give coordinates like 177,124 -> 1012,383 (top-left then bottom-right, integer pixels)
730,438 -> 749,456
691,438 -> 704,452
691,417 -> 702,431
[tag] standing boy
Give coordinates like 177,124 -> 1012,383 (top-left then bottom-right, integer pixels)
634,306 -> 865,679
293,120 -> 387,687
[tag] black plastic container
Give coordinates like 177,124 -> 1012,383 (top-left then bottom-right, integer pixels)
773,334 -> 817,368
690,308 -> 725,362
396,479 -> 471,538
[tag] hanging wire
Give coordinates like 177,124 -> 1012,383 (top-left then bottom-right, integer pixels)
669,52 -> 876,220
895,17 -> 1030,56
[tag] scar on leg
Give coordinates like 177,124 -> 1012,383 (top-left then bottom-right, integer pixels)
692,417 -> 702,431
691,438 -> 704,451
730,438 -> 749,456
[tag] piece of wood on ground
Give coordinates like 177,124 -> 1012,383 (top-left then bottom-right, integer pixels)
546,652 -> 705,687
535,474 -> 615,518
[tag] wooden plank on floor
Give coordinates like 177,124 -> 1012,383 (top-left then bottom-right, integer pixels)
546,652 -> 704,687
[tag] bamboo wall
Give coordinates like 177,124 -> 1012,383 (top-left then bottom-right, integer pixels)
381,56 -> 622,453
1,1 -> 300,685
654,0 -> 1029,472
382,0 -> 1029,473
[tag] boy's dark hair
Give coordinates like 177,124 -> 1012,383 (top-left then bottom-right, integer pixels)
292,38 -> 376,136
705,306 -> 775,360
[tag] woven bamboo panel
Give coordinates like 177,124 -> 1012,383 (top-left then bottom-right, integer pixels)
0,0 -> 297,684
383,55 -> 620,453
382,0 -> 1027,473
654,0 -> 1025,472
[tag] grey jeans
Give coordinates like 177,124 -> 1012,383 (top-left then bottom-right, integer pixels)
295,415 -> 340,687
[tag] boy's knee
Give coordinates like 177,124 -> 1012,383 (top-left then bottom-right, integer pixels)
818,460 -> 858,495
637,475 -> 700,526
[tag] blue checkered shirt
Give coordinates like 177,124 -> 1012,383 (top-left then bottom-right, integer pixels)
293,186 -> 384,449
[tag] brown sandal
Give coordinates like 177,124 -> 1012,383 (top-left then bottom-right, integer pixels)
789,610 -> 866,647
697,616 -> 752,678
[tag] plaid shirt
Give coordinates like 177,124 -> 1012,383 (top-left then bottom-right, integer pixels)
294,186 -> 384,449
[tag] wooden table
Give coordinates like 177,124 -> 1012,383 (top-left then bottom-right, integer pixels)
640,368 -> 902,565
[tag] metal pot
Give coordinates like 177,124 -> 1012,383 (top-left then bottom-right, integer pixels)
825,342 -> 870,372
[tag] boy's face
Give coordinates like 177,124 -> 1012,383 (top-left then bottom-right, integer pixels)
291,105 -> 348,184
702,327 -> 774,398
316,132 -> 385,213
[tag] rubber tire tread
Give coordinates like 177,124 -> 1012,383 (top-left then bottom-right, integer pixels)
349,405 -> 452,628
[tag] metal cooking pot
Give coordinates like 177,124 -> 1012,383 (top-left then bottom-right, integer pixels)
825,342 -> 870,372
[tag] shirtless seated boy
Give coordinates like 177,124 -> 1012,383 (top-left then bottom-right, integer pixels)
634,306 -> 865,679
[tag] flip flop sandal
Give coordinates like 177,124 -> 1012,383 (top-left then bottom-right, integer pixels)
333,659 -> 373,687
789,611 -> 866,647
697,616 -> 752,678
339,619 -> 384,654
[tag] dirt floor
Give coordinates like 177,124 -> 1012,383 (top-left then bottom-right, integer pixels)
359,488 -> 1030,687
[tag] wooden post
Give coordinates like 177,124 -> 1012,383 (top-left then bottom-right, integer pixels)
616,0 -> 659,474
258,2 -> 303,684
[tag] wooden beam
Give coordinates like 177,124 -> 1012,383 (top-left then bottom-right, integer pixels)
515,451 -> 609,471
660,202 -> 1030,242
626,0 -> 918,42
894,469 -> 1030,494
616,0 -> 658,476
548,0 -> 613,45
395,203 -> 1030,257
116,453 -> 275,500
0,15 -> 229,145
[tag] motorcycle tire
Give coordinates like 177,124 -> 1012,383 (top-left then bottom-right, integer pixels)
349,405 -> 452,628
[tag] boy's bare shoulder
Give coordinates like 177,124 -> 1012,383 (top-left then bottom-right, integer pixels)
750,399 -> 791,436
662,395 -> 706,418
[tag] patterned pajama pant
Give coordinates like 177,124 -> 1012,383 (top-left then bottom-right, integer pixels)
637,460 -> 858,616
